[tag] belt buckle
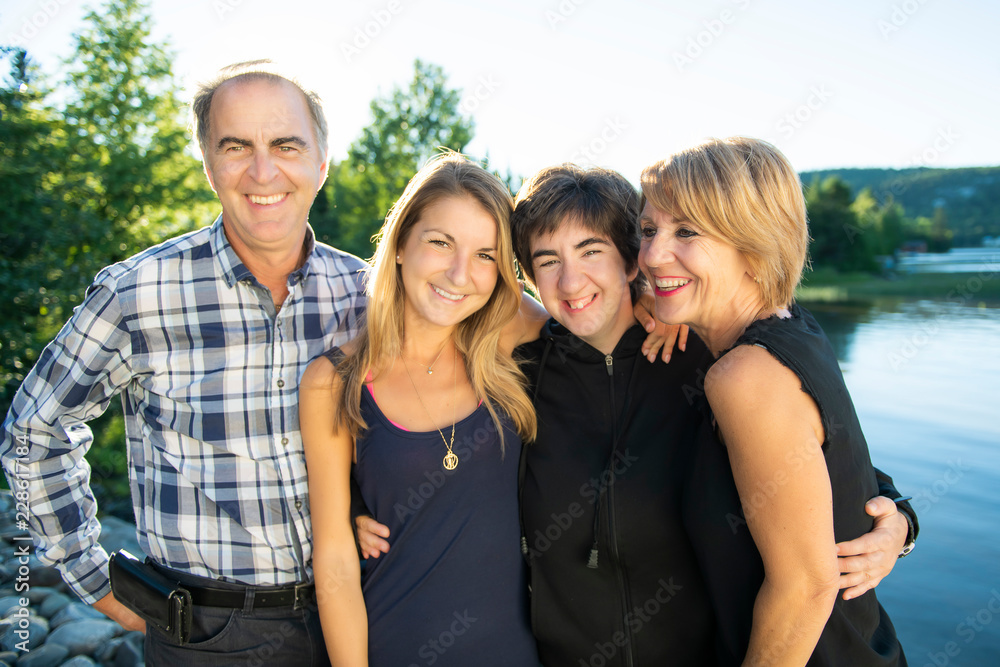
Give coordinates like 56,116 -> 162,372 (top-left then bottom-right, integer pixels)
293,582 -> 312,610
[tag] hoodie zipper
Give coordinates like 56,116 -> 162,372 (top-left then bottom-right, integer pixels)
605,353 -> 635,667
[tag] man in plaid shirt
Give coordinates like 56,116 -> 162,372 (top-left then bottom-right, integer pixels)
0,61 -> 364,665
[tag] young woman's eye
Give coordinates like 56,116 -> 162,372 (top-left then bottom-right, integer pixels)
478,252 -> 496,262
429,239 -> 448,248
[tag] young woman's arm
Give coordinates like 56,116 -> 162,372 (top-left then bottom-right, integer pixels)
706,346 -> 841,667
300,355 -> 369,666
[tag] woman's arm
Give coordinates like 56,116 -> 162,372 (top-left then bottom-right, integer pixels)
706,346 -> 841,667
300,356 -> 369,666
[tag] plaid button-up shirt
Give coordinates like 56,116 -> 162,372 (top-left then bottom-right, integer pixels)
1,216 -> 367,603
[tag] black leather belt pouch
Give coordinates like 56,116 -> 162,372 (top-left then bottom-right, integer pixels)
109,549 -> 192,644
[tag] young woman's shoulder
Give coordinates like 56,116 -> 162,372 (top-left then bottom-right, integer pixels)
302,339 -> 361,391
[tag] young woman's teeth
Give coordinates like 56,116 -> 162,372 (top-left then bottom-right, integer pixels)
433,285 -> 464,301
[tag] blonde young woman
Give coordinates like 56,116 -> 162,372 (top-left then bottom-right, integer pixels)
638,137 -> 907,666
299,153 -> 547,666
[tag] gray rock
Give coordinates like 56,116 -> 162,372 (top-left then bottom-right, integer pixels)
45,620 -> 121,657
0,600 -> 22,619
0,651 -> 16,664
26,567 -> 60,590
24,588 -> 56,606
0,614 -> 48,652
49,603 -> 104,628
97,518 -> 141,558
59,658 -> 98,667
94,635 -> 123,663
13,641 -> 69,667
36,593 -> 71,620
113,631 -> 144,667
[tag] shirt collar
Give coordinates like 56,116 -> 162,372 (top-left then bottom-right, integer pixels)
210,215 -> 318,288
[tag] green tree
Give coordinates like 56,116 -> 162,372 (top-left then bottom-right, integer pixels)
806,176 -> 878,272
0,48 -> 70,409
0,1 -> 215,510
311,60 -> 475,258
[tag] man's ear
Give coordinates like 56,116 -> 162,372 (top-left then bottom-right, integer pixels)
318,152 -> 330,188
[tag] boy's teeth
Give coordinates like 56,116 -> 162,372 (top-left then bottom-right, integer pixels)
248,193 -> 286,205
567,295 -> 594,310
655,278 -> 691,289
433,285 -> 464,301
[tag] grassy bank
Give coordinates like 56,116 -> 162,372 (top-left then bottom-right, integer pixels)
796,268 -> 1000,303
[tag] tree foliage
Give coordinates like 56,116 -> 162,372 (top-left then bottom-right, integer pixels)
310,60 -> 475,259
0,0 -> 214,508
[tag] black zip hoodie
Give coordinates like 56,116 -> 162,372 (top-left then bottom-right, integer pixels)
516,319 -> 718,666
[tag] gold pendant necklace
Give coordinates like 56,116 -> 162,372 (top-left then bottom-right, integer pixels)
403,347 -> 459,470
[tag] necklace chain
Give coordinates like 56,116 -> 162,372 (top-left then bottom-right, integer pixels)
402,347 -> 459,470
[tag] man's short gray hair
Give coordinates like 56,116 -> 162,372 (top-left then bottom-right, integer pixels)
191,59 -> 329,158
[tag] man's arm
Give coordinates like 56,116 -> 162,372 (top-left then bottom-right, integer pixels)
835,468 -> 918,600
0,275 -> 133,609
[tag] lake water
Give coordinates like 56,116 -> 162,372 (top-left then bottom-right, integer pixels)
804,294 -> 1000,666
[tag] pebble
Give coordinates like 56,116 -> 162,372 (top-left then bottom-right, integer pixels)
0,491 -> 144,666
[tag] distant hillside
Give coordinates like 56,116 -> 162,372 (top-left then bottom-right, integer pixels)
799,166 -> 1000,245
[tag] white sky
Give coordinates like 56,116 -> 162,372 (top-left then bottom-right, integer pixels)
2,0 -> 998,182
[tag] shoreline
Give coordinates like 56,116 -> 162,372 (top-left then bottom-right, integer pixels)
796,269 -> 1000,304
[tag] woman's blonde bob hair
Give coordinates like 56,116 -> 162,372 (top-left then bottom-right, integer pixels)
640,137 -> 810,309
335,151 -> 536,447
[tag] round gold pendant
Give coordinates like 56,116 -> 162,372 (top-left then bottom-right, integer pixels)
443,452 -> 459,470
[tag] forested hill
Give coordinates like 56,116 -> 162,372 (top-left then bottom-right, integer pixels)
799,166 -> 1000,245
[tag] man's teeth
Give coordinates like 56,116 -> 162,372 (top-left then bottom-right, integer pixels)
432,285 -> 465,301
655,278 -> 691,289
567,295 -> 595,310
248,193 -> 287,205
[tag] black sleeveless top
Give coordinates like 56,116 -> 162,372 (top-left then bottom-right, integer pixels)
321,348 -> 538,667
686,306 -> 906,666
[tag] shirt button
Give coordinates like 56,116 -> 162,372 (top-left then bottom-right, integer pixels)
294,500 -> 303,510
281,437 -> 289,446
277,379 -> 285,388
241,279 -> 252,286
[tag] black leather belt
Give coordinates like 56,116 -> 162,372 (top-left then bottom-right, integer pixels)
185,581 -> 315,609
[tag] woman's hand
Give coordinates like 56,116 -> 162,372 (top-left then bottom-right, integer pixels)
835,496 -> 908,600
632,292 -> 688,362
356,515 -> 392,560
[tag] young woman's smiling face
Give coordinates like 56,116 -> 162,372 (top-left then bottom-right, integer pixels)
396,195 -> 500,329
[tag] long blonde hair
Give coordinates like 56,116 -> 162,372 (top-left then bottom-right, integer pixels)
335,151 -> 537,448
